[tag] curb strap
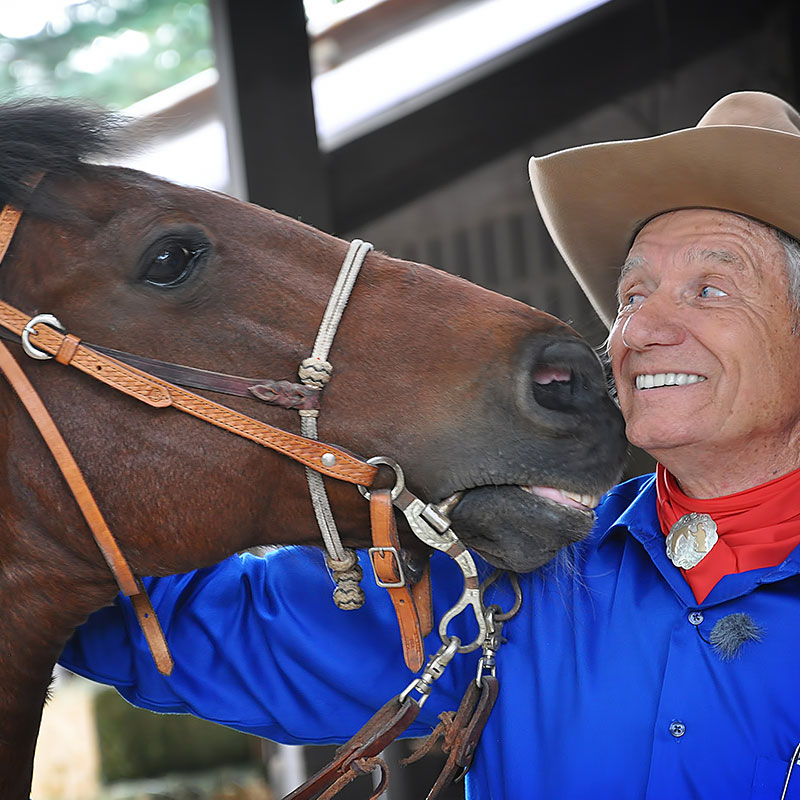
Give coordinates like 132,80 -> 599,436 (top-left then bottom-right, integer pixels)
368,488 -> 431,672
0,339 -> 174,675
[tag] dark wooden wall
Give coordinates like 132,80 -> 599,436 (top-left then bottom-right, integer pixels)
211,0 -> 798,235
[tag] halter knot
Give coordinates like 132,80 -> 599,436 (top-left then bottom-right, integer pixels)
299,356 -> 333,389
326,548 -> 365,609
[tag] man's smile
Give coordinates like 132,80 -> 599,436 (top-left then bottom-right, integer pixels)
634,372 -> 707,390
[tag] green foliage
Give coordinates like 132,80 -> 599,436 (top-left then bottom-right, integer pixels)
0,0 -> 214,109
94,688 -> 257,782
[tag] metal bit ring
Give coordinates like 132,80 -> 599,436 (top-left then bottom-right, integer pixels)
357,456 -> 405,501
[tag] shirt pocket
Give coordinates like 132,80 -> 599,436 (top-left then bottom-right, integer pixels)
751,754 -> 800,799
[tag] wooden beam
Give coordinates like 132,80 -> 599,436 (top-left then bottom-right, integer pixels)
327,0 -> 788,232
211,0 -> 332,230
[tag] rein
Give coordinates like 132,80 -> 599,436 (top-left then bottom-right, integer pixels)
0,196 -> 520,799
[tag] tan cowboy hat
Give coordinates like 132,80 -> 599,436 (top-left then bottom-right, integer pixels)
529,91 -> 800,328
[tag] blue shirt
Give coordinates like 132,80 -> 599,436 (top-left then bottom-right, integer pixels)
61,475 -> 800,799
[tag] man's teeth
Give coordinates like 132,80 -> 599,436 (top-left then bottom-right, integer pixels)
520,485 -> 600,511
635,373 -> 706,390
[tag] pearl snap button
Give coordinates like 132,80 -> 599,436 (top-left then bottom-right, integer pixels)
669,721 -> 686,738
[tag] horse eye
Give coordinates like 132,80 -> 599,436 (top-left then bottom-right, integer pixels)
144,242 -> 204,287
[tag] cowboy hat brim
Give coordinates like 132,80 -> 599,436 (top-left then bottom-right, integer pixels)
529,124 -> 800,328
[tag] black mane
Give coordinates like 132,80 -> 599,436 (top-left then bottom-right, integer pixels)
0,100 -> 128,209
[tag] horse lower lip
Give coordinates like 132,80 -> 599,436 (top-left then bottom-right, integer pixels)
446,485 -> 598,572
450,485 -> 597,516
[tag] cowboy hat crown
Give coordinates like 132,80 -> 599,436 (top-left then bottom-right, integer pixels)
529,91 -> 800,327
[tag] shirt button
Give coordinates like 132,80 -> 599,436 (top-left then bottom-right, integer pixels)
688,611 -> 704,626
670,721 -> 686,738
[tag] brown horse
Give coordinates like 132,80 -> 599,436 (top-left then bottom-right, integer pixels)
0,102 -> 626,799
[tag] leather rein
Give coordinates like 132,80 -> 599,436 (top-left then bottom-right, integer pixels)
0,195 -> 522,799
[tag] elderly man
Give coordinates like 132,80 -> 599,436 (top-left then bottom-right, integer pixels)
61,91 -> 800,799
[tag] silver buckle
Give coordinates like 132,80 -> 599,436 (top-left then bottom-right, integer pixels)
21,313 -> 64,360
368,546 -> 406,588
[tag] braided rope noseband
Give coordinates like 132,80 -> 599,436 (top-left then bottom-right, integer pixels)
298,239 -> 374,608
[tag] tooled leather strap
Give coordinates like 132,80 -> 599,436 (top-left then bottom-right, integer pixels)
369,489 -> 426,672
413,558 -> 434,638
0,199 -> 374,678
0,204 -> 22,264
0,298 -> 377,487
0,197 -> 375,485
0,338 -> 174,675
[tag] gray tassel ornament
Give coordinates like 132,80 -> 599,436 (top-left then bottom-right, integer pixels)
709,613 -> 763,661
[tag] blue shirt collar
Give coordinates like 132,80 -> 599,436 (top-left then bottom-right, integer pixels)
596,473 -> 659,546
595,472 -> 800,606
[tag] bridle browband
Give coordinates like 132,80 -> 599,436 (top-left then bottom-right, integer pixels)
0,187 -> 521,799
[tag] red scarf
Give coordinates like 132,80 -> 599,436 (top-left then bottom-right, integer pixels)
655,463 -> 800,603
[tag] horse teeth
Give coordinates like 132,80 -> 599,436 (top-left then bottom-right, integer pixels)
519,485 -> 599,510
562,490 -> 600,508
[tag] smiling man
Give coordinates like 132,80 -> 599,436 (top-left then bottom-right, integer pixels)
62,91 -> 800,798
613,210 -> 800,494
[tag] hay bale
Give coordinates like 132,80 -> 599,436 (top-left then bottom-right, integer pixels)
94,689 -> 257,782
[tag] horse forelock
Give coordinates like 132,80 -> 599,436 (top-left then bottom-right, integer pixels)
0,99 -> 133,212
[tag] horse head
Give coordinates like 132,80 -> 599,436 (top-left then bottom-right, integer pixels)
0,101 -> 626,798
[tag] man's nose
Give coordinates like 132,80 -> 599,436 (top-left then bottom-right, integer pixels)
616,296 -> 686,351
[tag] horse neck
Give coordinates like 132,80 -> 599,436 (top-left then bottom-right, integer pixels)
0,509 -> 117,800
0,683 -> 46,800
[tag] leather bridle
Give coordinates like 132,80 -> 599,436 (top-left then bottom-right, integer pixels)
0,193 -> 493,650
0,190 -> 521,799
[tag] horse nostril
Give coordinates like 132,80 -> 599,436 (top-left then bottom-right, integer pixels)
532,365 -> 576,411
531,341 -> 602,413
532,364 -> 572,386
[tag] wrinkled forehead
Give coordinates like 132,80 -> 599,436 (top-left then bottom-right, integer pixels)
619,209 -> 786,286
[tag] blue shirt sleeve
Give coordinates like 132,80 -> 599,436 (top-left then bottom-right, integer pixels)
60,546 -> 473,743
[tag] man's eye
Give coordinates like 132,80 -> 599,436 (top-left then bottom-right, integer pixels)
699,285 -> 727,298
621,292 -> 645,308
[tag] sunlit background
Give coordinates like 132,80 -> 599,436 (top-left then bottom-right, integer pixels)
0,0 -> 214,105
0,0 -> 606,194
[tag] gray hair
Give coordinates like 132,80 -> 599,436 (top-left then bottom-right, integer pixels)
776,229 -> 800,332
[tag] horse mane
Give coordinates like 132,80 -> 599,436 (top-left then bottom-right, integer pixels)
0,100 -> 130,210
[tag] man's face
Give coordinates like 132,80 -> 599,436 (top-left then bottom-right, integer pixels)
608,209 -> 800,470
